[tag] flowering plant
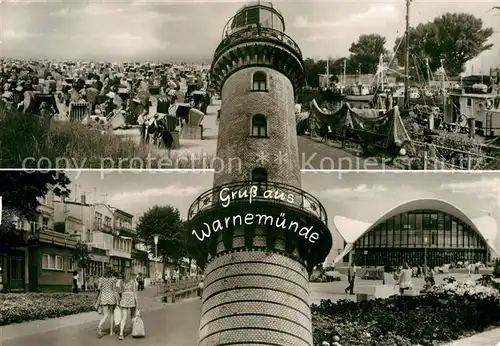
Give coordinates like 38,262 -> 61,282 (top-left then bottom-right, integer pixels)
312,279 -> 500,346
427,280 -> 500,302
0,292 -> 96,326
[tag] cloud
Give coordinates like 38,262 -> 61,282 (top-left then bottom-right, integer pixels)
318,184 -> 387,199
4,0 -> 56,3
293,4 -> 399,29
3,30 -> 164,48
303,36 -> 331,42
109,185 -> 204,204
49,3 -> 185,23
440,178 -> 500,206
2,30 -> 52,39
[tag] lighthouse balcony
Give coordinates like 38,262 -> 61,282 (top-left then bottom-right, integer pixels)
187,181 -> 332,271
214,25 -> 302,63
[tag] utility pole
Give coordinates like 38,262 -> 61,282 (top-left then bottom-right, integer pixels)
404,0 -> 412,107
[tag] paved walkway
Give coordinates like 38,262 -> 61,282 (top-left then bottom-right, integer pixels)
442,328 -> 500,346
2,280 -> 499,346
0,287 -> 200,346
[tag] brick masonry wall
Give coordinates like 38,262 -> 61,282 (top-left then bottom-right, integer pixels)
199,61 -> 313,345
213,66 -> 301,189
199,251 -> 312,346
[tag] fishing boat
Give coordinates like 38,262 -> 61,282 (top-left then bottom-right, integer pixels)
320,58 -> 346,102
345,54 -> 389,104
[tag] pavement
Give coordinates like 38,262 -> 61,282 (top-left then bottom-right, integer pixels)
2,275 -> 499,346
0,287 -> 201,346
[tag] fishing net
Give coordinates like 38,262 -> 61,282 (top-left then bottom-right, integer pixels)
307,99 -> 416,155
307,99 -> 348,136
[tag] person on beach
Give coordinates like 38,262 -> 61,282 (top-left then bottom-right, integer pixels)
118,272 -> 140,340
96,267 -> 120,338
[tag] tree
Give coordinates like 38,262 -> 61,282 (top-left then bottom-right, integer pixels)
0,171 -> 71,220
303,58 -> 343,88
304,58 -> 327,88
348,34 -> 389,74
71,240 -> 92,289
135,205 -> 186,280
394,13 -> 494,77
0,171 -> 71,252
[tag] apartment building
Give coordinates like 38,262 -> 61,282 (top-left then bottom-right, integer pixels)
1,190 -> 79,292
53,196 -> 149,281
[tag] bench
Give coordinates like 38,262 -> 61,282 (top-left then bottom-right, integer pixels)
355,285 -> 399,301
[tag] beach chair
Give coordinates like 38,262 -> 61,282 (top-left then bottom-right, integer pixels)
164,114 -> 181,149
180,108 -> 204,140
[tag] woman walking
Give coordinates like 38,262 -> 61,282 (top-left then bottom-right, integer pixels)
398,263 -> 413,295
118,272 -> 140,340
96,267 -> 120,338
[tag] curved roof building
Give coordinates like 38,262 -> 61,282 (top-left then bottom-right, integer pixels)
332,198 -> 498,266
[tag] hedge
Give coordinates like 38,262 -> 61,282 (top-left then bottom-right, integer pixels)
313,279 -> 500,346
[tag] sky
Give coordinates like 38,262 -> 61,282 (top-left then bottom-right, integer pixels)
64,170 -> 500,259
1,0 -> 498,74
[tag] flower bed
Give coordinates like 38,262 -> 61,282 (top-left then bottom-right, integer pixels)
313,280 -> 500,346
0,292 -> 97,326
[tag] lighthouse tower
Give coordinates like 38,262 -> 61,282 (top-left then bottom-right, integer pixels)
188,2 -> 332,345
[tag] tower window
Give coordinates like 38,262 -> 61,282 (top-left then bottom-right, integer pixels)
252,71 -> 267,91
251,168 -> 268,194
251,114 -> 268,137
251,167 -> 268,183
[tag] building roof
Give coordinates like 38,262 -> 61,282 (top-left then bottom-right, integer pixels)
110,207 -> 134,219
333,198 -> 499,258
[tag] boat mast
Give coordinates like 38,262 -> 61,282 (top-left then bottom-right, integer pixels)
404,0 -> 412,106
380,54 -> 385,91
343,59 -> 347,87
326,58 -> 330,90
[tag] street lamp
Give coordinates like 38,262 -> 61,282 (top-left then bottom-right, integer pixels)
424,236 -> 428,276
153,234 -> 159,296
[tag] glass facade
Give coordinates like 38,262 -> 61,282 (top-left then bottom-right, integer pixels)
353,209 -> 489,266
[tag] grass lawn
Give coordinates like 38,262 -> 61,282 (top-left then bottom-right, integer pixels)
0,110 -> 210,169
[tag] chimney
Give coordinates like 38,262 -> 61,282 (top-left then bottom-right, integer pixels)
81,195 -> 86,205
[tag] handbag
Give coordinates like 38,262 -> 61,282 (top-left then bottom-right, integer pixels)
113,306 -> 122,326
132,313 -> 145,338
